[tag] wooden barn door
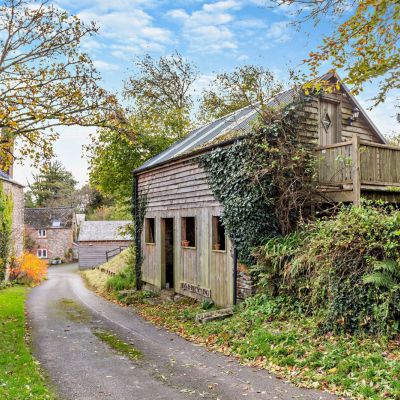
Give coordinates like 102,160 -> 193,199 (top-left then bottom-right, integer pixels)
319,98 -> 340,146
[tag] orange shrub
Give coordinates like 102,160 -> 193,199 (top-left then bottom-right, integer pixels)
12,253 -> 48,283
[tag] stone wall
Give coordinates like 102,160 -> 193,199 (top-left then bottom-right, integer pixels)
25,227 -> 75,261
2,179 -> 24,258
236,262 -> 256,301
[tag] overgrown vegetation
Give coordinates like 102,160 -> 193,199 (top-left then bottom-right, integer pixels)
254,203 -> 400,337
199,93 -> 316,265
0,286 -> 54,399
0,182 -> 13,281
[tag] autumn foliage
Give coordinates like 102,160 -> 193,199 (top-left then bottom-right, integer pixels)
10,253 -> 48,284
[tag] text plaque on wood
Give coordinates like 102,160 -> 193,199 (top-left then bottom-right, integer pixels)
180,282 -> 211,298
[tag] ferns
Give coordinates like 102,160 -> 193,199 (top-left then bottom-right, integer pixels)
363,259 -> 400,289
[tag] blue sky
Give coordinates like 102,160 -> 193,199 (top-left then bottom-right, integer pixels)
14,0 -> 399,186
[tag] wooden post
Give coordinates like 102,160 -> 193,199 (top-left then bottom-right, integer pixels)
352,133 -> 361,206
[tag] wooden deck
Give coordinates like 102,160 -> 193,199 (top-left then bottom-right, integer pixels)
316,134 -> 400,204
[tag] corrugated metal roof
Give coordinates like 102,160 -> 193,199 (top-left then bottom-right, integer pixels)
78,220 -> 132,242
135,88 -> 295,172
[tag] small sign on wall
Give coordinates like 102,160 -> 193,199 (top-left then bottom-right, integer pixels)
180,282 -> 211,298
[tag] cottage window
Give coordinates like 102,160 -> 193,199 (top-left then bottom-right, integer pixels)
52,220 -> 61,227
145,218 -> 156,244
181,217 -> 196,247
37,249 -> 48,259
38,229 -> 46,238
212,216 -> 226,251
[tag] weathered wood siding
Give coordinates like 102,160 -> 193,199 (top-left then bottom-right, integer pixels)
138,160 -> 233,307
302,93 -> 383,147
139,160 -> 219,212
78,240 -> 131,269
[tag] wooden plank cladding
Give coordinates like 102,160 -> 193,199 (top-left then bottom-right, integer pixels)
138,159 -> 219,212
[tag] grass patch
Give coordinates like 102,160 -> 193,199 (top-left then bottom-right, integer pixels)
81,247 -> 135,294
124,295 -> 400,400
57,298 -> 90,323
0,286 -> 55,399
81,268 -> 110,293
93,329 -> 142,361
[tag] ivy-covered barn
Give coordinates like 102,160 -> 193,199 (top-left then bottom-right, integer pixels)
133,73 -> 400,307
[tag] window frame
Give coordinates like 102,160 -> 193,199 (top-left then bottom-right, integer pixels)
211,216 -> 227,252
37,249 -> 48,259
38,229 -> 46,238
181,216 -> 196,249
145,218 -> 156,245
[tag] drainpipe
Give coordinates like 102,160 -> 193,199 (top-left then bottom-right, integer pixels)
233,247 -> 238,305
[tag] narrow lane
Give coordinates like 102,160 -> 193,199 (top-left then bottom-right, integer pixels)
27,264 -> 337,400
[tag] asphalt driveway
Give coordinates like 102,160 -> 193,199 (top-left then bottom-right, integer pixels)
27,264 -> 337,400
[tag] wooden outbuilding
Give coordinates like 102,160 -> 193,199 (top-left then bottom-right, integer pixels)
78,220 -> 131,269
133,73 -> 400,307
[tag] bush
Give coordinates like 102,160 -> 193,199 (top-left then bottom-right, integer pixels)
10,253 -> 48,284
253,203 -> 400,336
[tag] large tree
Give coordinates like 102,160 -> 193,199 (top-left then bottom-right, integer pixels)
87,53 -> 197,205
275,0 -> 399,106
198,65 -> 284,123
0,0 -> 121,169
124,53 -> 196,140
26,161 -> 77,207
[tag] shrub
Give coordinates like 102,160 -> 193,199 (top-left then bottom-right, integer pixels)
254,203 -> 400,336
10,253 -> 48,284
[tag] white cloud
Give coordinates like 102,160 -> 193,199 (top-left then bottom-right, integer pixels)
93,60 -> 120,71
62,2 -> 175,60
234,18 -> 267,29
191,73 -> 215,97
167,0 -> 241,52
266,21 -> 291,44
237,54 -> 249,61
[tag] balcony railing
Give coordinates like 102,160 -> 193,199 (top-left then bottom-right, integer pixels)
316,134 -> 400,204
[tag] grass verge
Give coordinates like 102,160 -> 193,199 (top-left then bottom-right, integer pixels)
81,247 -> 135,295
0,286 -> 55,399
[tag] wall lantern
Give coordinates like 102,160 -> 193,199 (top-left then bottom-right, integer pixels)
348,107 -> 360,125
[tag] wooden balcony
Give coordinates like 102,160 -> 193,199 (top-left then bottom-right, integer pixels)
316,134 -> 400,204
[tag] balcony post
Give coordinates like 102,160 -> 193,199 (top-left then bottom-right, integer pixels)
352,133 -> 361,206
